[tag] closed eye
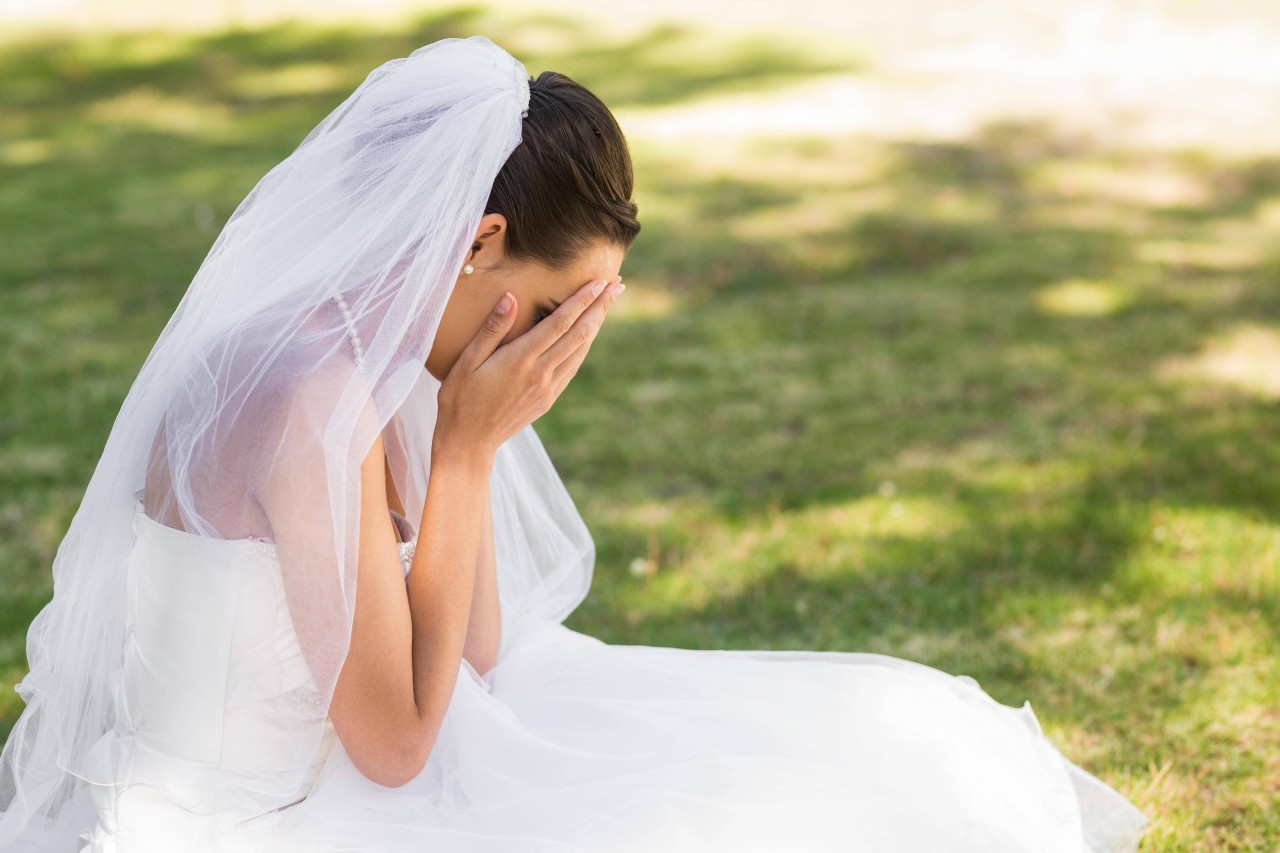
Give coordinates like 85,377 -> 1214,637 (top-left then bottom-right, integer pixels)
535,297 -> 562,325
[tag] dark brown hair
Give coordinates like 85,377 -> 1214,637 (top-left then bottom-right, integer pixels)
486,71 -> 640,269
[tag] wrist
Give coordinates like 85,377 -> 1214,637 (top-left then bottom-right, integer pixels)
430,432 -> 495,477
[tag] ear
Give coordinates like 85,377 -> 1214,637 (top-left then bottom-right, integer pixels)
473,212 -> 506,256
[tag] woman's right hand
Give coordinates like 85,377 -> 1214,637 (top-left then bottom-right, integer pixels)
434,275 -> 625,461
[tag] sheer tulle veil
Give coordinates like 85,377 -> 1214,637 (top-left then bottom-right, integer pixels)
0,35 -> 596,843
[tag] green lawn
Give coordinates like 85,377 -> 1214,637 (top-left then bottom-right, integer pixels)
2,6 -> 1277,850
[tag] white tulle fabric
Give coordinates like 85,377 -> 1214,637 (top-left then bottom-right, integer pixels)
0,33 -> 1149,853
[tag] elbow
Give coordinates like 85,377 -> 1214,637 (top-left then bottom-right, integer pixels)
361,730 -> 436,789
390,733 -> 436,789
463,625 -> 502,678
464,647 -> 499,678
463,648 -> 496,676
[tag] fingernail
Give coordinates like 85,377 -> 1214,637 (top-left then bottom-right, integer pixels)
495,292 -> 512,315
609,282 -> 625,298
592,280 -> 607,296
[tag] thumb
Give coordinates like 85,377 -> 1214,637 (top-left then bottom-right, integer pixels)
457,292 -> 515,371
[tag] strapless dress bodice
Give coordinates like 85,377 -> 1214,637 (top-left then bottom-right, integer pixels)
77,493 -> 418,850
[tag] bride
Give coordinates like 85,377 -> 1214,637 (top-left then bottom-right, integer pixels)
0,36 -> 1149,852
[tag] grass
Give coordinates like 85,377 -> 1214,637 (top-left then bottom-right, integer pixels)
2,5 -> 1278,850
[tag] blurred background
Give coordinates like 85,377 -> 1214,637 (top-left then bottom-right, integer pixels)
2,1 -> 1277,848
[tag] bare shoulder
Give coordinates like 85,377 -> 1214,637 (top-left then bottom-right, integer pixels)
252,355 -> 387,525
269,358 -> 383,454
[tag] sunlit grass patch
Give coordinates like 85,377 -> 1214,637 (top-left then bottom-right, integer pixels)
1031,156 -> 1213,210
1156,324 -> 1280,401
1135,239 -> 1263,272
1,137 -> 57,166
231,60 -> 350,98
82,84 -> 238,137
1129,503 -> 1280,598
1036,278 -> 1134,317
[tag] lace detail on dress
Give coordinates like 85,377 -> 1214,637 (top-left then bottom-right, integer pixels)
243,509 -> 417,577
391,509 -> 417,576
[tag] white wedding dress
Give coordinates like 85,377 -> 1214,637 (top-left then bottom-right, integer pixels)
63,490 -> 1148,852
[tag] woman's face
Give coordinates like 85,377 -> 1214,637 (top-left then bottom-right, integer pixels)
426,215 -> 625,381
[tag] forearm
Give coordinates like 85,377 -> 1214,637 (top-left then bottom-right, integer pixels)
405,437 -> 493,738
462,492 -> 501,675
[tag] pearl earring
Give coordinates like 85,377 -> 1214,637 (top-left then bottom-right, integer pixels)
463,263 -> 474,275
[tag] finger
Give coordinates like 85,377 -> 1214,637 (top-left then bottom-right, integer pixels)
524,277 -> 612,358
550,334 -> 591,388
541,278 -> 622,369
453,292 -> 516,374
547,362 -> 576,406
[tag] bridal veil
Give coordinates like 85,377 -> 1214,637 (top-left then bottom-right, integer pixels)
0,35 -> 595,845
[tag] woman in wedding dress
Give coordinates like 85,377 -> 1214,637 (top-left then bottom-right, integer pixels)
0,36 -> 1149,852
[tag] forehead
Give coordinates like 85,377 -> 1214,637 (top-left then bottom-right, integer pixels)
561,241 -> 625,282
